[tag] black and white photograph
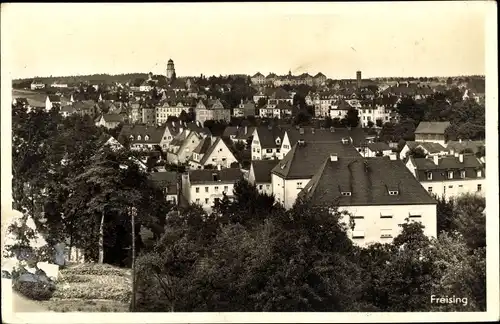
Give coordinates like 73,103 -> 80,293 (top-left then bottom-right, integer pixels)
1,2 -> 498,323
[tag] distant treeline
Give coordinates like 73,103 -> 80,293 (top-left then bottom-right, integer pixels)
12,73 -> 150,88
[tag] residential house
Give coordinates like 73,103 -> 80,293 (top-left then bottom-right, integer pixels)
414,121 -> 451,146
267,88 -> 294,106
252,88 -> 274,104
251,126 -> 286,160
271,141 -> 361,209
30,80 -> 45,90
328,100 -> 351,119
50,81 -> 68,89
129,102 -> 142,123
195,98 -> 231,124
233,99 -> 256,118
72,100 -> 97,117
251,72 -> 266,85
188,136 -> 238,170
300,155 -> 437,247
96,114 -> 125,129
118,124 -> 171,151
149,171 -> 179,205
358,103 -> 394,127
156,100 -> 192,125
399,141 -> 448,161
248,160 -> 278,196
313,72 -> 327,86
142,105 -> 156,125
181,168 -> 244,213
59,105 -> 77,117
445,140 -> 485,156
12,97 -> 30,109
365,142 -> 393,157
45,95 -> 61,112
165,128 -> 205,164
222,125 -> 256,145
405,153 -> 485,199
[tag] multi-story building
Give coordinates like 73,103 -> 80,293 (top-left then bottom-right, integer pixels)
181,168 -> 243,213
188,136 -> 238,170
233,99 -> 256,118
156,100 -> 192,125
247,160 -> 278,196
251,72 -> 266,85
414,121 -> 451,146
405,153 -> 485,199
250,126 -> 286,160
30,80 -> 45,90
195,98 -> 231,124
271,141 -> 361,209
118,124 -> 172,151
300,155 -> 437,247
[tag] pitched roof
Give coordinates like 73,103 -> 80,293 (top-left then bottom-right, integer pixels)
445,140 -> 485,154
118,124 -> 166,144
193,136 -> 212,154
198,137 -> 235,165
254,126 -> 285,149
73,100 -> 96,110
415,121 -> 451,135
48,95 -> 61,102
410,155 -> 484,181
149,171 -> 178,195
102,114 -> 124,123
367,142 -> 391,152
271,141 -> 361,179
60,105 -> 76,113
251,159 -> 279,183
189,168 -> 243,184
302,157 -> 436,206
270,88 -> 292,100
286,128 -> 361,147
252,72 -> 264,78
415,142 -> 446,154
314,72 -> 326,78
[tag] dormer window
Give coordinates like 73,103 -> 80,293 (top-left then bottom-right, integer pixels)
341,192 -> 352,196
280,162 -> 287,169
388,190 -> 399,196
137,135 -> 142,140
460,170 -> 466,179
212,173 -> 219,181
447,171 -> 453,179
129,135 -> 134,140
477,170 -> 482,177
341,138 -> 349,144
144,135 -> 150,141
276,138 -> 281,145
427,172 -> 432,180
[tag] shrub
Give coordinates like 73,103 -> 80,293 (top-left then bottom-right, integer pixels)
62,263 -> 129,277
13,280 -> 56,301
60,274 -> 92,283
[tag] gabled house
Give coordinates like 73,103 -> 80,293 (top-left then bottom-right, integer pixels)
414,121 -> 451,146
251,72 -> 266,85
365,142 -> 393,157
166,129 -> 204,164
405,153 -> 485,199
31,80 -> 45,90
96,114 -> 125,129
45,95 -> 61,112
195,98 -> 231,124
181,168 -> 244,213
233,99 -> 256,118
313,72 -> 327,86
222,126 -> 256,145
300,155 -> 437,247
149,171 -> 179,205
271,141 -> 361,209
248,159 -> 278,196
251,126 -> 286,160
59,104 -> 77,117
118,124 -> 170,151
445,140 -> 485,156
188,136 -> 238,170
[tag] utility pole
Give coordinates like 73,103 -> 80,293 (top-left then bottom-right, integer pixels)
131,206 -> 137,312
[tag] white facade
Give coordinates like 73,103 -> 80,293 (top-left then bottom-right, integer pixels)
338,204 -> 437,247
271,174 -> 310,209
31,82 -> 45,90
359,105 -> 392,127
250,129 -> 281,160
247,166 -> 273,196
189,138 -> 238,170
182,177 -> 235,213
156,104 -> 190,125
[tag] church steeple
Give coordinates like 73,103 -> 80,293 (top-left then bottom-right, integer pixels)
166,59 -> 176,80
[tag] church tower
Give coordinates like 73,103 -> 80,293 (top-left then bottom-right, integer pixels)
166,59 -> 176,80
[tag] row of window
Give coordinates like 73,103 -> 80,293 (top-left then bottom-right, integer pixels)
427,170 -> 482,180
352,229 -> 395,240
428,184 -> 482,193
195,197 -> 220,205
195,186 -> 229,193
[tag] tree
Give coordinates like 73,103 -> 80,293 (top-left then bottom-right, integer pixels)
375,119 -> 383,128
451,194 -> 486,251
344,108 -> 360,128
256,97 -> 267,108
367,120 -> 374,128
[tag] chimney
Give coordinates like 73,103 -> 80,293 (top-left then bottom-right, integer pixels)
330,153 -> 338,162
330,126 -> 335,132
244,126 -> 248,134
454,152 -> 459,157
433,155 -> 439,166
459,153 -> 464,163
459,138 -> 462,143
240,98 -> 244,105
356,71 -> 362,89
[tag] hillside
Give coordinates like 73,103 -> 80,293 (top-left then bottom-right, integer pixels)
12,73 -> 149,88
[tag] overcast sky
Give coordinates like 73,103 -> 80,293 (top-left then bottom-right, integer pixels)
2,2 -> 489,80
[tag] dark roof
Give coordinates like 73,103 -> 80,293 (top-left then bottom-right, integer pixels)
446,140 -> 485,154
314,72 -> 326,78
102,114 -> 124,123
251,160 -> 279,183
73,100 -> 96,110
119,124 -> 166,144
415,142 -> 446,154
270,88 -> 291,100
189,168 -> 243,184
410,155 -> 484,181
415,121 -> 451,135
193,136 -> 212,154
48,95 -> 61,102
60,105 -> 76,113
302,157 -> 436,206
367,142 -> 391,152
254,126 -> 285,149
199,137 -> 232,165
252,72 -> 264,78
286,128 -> 365,147
149,171 -> 178,195
271,141 -> 361,179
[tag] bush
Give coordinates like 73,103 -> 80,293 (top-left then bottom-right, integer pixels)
52,282 -> 131,303
13,280 -> 56,301
62,263 -> 129,277
60,274 -> 92,283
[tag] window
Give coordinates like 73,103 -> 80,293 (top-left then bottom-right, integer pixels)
380,229 -> 393,238
409,212 -> 421,218
448,171 -> 453,179
205,187 -> 209,193
258,185 -> 263,190
266,149 -> 272,153
458,185 -> 463,188
195,198 -> 200,204
388,190 -> 399,196
352,230 -> 365,239
214,198 -> 220,204
427,172 -> 433,180
297,182 -> 303,189
477,170 -> 482,177
195,187 -> 199,193
205,198 -> 209,204
283,145 -> 289,149
214,186 -> 219,192
477,184 -> 482,192
448,185 -> 453,189
460,170 -> 466,179
222,158 -> 226,162
341,192 -> 352,196
428,187 -> 433,193
266,184 -> 270,189
352,215 -> 364,219
380,211 -> 393,218
224,186 -> 228,192
212,158 -> 216,162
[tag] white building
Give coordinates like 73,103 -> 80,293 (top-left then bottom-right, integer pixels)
250,126 -> 285,160
271,141 -> 361,209
405,153 -> 485,199
149,171 -> 179,205
247,160 -> 278,196
181,168 -> 243,213
188,136 -> 238,170
156,101 -> 191,125
300,155 -> 437,247
30,81 -> 45,90
399,141 -> 448,161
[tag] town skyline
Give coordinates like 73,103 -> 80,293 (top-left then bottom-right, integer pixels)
3,2 -> 487,80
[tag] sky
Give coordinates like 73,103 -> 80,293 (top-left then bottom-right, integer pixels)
1,2 -> 490,80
